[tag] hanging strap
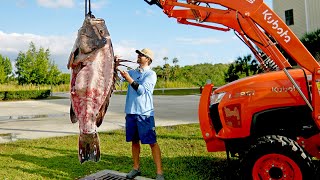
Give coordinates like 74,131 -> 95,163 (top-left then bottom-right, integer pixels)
85,0 -> 92,17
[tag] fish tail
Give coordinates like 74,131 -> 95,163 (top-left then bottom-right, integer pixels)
78,133 -> 100,163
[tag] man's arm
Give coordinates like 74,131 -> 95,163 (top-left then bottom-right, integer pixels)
136,71 -> 157,95
120,70 -> 139,90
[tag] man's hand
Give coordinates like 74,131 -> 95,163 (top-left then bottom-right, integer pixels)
120,70 -> 134,84
120,70 -> 128,79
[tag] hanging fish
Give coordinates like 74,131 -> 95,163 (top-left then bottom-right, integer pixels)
67,14 -> 128,163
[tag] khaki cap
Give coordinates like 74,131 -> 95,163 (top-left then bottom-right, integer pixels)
136,48 -> 154,61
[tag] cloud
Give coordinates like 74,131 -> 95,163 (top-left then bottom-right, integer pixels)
36,0 -> 75,8
0,31 -> 143,73
135,9 -> 157,16
90,0 -> 109,10
76,0 -> 109,11
175,37 -> 221,45
0,31 -> 232,73
0,31 -> 76,72
0,31 -> 75,55
36,0 -> 109,9
16,0 -> 27,8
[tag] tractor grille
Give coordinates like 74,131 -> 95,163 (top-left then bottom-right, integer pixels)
209,103 -> 222,133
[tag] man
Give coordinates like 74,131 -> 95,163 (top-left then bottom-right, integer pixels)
119,48 -> 164,180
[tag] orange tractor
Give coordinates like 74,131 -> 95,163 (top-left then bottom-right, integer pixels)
145,0 -> 320,179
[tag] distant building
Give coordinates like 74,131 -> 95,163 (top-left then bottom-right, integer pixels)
273,0 -> 320,38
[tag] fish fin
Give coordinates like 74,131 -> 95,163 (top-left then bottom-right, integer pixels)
96,98 -> 110,127
70,104 -> 78,123
67,51 -> 75,69
96,89 -> 113,127
78,133 -> 100,164
67,48 -> 79,69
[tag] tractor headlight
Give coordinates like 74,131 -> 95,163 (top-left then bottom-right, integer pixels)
210,92 -> 226,105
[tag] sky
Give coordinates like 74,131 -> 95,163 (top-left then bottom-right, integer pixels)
0,0 -> 273,73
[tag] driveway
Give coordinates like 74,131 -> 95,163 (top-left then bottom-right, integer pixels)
0,94 -> 200,143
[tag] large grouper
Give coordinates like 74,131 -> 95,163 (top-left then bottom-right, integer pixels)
67,14 -> 120,163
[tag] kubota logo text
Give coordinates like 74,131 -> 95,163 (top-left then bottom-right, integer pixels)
246,0 -> 255,4
263,9 -> 291,43
271,85 -> 296,93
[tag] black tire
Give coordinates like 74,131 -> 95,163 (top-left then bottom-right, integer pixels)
240,135 -> 315,180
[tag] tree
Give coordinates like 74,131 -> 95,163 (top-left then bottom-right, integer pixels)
0,65 -> 5,84
300,28 -> 320,61
152,65 -> 164,79
163,63 -> 170,82
163,57 -> 168,65
47,63 -> 61,85
172,57 -> 179,66
224,54 -> 262,82
224,64 -> 239,83
15,51 -> 32,84
171,57 -> 179,80
235,54 -> 252,76
0,55 -> 12,83
15,42 -> 61,85
57,73 -> 70,84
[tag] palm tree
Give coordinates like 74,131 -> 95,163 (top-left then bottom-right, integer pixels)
172,57 -> 179,80
225,54 -> 262,82
163,57 -> 168,65
224,64 -> 239,82
172,57 -> 179,66
235,54 -> 252,76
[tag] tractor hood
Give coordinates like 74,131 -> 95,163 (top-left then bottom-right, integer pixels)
214,68 -> 311,95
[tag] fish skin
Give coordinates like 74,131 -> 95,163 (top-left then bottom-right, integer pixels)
68,15 -> 116,163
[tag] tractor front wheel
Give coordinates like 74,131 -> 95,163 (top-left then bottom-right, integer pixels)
240,135 -> 315,180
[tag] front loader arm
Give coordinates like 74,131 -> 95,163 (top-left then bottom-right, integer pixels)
145,0 -> 319,76
158,0 -> 320,71
168,8 -> 292,71
145,0 -> 320,128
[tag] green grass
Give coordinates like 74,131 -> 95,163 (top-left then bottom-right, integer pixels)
0,124 -> 239,180
0,84 -> 69,93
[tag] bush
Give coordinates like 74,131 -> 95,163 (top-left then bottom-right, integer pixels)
0,89 -> 51,101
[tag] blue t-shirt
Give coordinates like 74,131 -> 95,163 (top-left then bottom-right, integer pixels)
124,66 -> 157,116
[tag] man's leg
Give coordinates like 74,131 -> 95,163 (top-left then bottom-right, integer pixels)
150,143 -> 163,175
132,140 -> 141,170
126,140 -> 141,179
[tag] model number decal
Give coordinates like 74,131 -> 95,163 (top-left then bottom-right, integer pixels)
272,85 -> 296,93
263,9 -> 291,43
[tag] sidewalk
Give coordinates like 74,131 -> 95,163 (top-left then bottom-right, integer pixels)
0,99 -> 125,143
0,94 -> 197,143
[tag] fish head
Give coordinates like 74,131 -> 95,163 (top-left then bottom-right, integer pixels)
67,15 -> 110,69
78,15 -> 109,54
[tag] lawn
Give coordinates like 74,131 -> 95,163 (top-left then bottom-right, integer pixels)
0,124 -> 240,180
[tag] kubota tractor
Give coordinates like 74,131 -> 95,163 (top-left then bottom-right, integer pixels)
144,0 -> 320,179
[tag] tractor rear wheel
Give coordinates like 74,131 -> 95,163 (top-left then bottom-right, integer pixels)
240,135 -> 315,180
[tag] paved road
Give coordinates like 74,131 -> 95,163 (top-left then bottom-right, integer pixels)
0,93 -> 200,143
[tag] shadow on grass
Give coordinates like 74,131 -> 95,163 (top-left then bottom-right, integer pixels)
0,145 -> 132,180
1,144 -> 240,180
2,143 -> 319,180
